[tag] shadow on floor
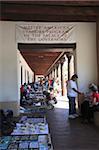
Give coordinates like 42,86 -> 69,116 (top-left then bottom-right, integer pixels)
46,99 -> 99,150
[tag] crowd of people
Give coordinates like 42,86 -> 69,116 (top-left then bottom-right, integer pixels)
20,74 -> 99,123
20,77 -> 59,106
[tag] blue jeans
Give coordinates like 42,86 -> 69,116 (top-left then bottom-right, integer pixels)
68,96 -> 76,115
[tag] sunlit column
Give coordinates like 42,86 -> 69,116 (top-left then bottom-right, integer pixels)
58,63 -> 62,95
60,57 -> 65,96
54,66 -> 57,79
63,55 -> 68,96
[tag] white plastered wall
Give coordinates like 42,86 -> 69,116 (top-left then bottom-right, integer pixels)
75,23 -> 97,92
0,21 -> 98,115
17,50 -> 34,86
0,21 -> 19,116
0,21 -> 34,116
0,22 -> 3,98
46,22 -> 97,93
17,50 -> 34,99
0,22 -> 18,100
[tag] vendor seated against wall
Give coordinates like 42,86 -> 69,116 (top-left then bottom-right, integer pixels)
80,83 -> 99,123
90,85 -> 99,111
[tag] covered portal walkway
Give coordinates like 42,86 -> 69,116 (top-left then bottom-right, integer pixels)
46,98 -> 99,150
0,1 -> 99,149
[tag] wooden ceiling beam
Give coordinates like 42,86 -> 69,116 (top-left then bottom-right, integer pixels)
24,58 -> 58,63
1,14 -> 97,22
46,51 -> 65,74
1,1 -> 99,6
21,50 -> 61,75
21,52 -> 61,57
1,5 -> 99,16
18,43 -> 76,51
1,1 -> 99,22
1,3 -> 99,17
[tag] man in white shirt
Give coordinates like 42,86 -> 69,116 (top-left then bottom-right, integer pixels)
67,74 -> 81,119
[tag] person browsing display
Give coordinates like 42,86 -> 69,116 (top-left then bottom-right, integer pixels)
67,74 -> 82,119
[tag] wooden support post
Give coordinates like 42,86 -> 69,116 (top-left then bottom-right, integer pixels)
66,53 -> 72,80
60,62 -> 63,96
96,17 -> 99,85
